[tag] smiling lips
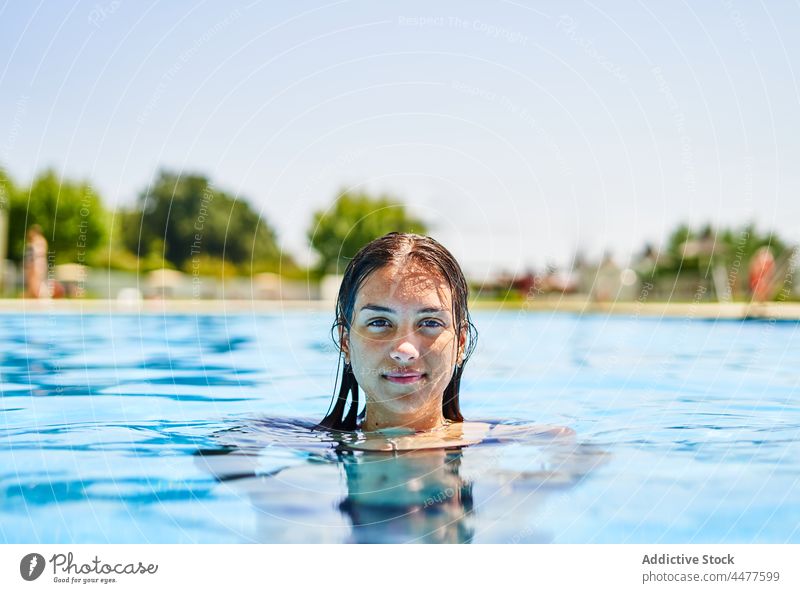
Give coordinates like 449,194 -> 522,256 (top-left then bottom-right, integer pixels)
383,371 -> 425,384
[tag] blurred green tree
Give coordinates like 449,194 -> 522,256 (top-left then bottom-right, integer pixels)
0,168 -> 15,265
6,169 -> 107,263
0,167 -> 14,211
659,222 -> 788,272
307,188 -> 428,276
121,170 -> 287,273
653,221 -> 791,298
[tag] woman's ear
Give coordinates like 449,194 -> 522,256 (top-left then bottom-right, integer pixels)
339,325 -> 350,364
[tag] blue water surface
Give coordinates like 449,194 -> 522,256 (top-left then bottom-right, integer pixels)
1,310 -> 799,543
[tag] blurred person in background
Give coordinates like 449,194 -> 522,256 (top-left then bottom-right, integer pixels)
23,224 -> 49,298
749,246 -> 776,302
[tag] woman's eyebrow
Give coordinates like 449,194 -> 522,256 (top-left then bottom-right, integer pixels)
359,304 -> 447,314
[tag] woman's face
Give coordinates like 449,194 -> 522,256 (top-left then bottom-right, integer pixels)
340,262 -> 466,430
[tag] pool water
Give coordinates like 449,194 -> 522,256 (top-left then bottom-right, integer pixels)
1,311 -> 799,543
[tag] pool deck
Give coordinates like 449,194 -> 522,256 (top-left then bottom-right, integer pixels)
1,298 -> 799,319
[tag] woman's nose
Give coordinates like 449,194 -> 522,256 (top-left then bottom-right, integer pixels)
390,339 -> 419,363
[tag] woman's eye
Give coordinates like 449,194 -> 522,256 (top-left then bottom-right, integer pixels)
367,319 -> 390,328
421,319 -> 444,328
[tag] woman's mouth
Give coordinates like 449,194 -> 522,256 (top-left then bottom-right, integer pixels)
383,371 -> 425,384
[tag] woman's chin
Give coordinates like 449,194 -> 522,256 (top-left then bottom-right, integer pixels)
373,392 -> 430,415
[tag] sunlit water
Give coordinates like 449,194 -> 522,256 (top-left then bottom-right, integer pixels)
1,311 -> 799,543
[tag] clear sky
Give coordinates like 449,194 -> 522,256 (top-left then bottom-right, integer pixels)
1,0 -> 798,279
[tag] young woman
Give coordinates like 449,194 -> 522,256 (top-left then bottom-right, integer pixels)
318,232 -> 571,451
198,234 -> 585,540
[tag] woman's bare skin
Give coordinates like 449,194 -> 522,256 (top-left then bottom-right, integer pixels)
339,421 -> 576,452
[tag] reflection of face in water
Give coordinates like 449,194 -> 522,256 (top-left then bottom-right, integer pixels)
336,448 -> 474,544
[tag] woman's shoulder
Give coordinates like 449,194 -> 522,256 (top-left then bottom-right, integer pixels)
487,423 -> 575,440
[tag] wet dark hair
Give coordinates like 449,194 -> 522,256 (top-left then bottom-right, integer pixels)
318,232 -> 478,432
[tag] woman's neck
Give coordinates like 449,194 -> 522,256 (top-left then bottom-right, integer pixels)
362,403 -> 446,433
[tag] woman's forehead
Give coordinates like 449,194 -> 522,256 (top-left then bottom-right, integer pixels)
355,264 -> 453,309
